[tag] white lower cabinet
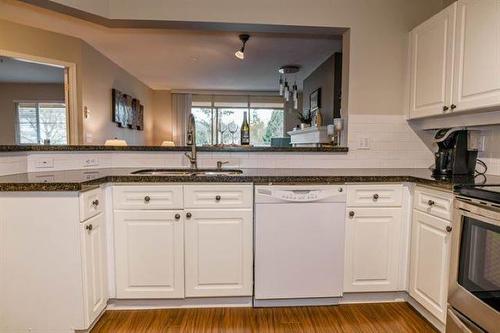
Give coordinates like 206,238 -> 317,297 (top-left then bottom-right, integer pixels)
112,184 -> 254,300
185,209 -> 253,297
114,210 -> 185,299
344,207 -> 403,292
409,209 -> 451,323
81,213 -> 107,325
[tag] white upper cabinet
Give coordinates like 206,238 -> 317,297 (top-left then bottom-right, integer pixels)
409,0 -> 500,119
409,3 -> 456,118
452,0 -> 500,112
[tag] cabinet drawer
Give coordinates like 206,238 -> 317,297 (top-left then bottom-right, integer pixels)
184,185 -> 253,209
113,185 -> 183,210
80,188 -> 103,222
347,185 -> 403,207
414,187 -> 453,221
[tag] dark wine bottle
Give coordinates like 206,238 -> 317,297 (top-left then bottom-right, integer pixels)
240,111 -> 250,145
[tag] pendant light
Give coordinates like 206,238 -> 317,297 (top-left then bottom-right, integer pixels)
235,34 -> 250,60
278,65 -> 300,104
284,81 -> 290,102
292,82 -> 298,110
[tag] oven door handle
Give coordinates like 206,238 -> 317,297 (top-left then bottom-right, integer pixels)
447,307 -> 483,333
456,207 -> 500,228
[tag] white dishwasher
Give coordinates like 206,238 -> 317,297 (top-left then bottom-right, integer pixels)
254,185 -> 346,307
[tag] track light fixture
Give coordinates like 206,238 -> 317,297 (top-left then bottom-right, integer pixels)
235,34 -> 250,60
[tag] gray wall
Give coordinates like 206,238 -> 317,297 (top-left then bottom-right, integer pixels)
303,54 -> 336,125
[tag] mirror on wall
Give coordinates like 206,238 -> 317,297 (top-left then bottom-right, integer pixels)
0,55 -> 70,145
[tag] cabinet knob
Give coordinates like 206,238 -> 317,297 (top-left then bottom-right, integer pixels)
85,224 -> 93,231
186,212 -> 192,219
443,105 -> 449,112
215,195 -> 221,201
428,200 -> 435,206
92,199 -> 99,207
174,213 -> 181,220
373,193 -> 379,200
450,104 -> 457,110
349,211 -> 355,217
144,196 -> 151,203
446,226 -> 452,233
338,187 -> 343,192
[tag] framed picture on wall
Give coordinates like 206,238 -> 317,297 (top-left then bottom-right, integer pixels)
310,88 -> 322,111
112,88 -> 143,130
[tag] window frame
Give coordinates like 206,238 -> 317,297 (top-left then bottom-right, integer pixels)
15,100 -> 68,145
191,105 -> 285,146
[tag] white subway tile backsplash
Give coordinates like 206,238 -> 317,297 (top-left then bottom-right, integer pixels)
0,114 -> 435,175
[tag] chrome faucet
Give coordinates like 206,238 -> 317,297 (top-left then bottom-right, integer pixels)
185,113 -> 197,169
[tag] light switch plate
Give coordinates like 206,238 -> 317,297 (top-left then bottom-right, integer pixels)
83,157 -> 99,167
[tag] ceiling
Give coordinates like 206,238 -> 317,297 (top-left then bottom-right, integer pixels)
0,57 -> 64,83
1,1 -> 342,91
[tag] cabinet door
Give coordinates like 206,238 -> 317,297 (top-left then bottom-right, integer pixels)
185,209 -> 253,297
114,210 -> 184,298
344,208 -> 402,292
81,214 -> 107,326
409,3 -> 456,118
409,210 -> 451,323
452,0 -> 500,112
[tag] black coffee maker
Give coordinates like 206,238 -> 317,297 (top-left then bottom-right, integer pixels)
432,128 -> 479,177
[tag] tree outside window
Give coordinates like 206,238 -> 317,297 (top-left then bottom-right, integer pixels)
16,102 -> 68,145
191,106 -> 284,146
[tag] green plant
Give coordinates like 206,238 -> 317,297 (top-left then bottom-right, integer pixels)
296,111 -> 312,124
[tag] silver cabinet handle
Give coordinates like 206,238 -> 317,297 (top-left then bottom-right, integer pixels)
92,199 -> 99,207
428,200 -> 435,206
215,195 -> 221,201
144,196 -> 151,203
174,213 -> 181,220
349,211 -> 355,217
446,226 -> 452,233
85,224 -> 93,231
373,194 -> 379,200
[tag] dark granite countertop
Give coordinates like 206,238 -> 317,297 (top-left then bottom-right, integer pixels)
0,145 -> 348,153
0,168 -> 495,192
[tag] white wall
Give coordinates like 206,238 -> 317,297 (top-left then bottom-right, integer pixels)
81,43 -> 154,145
40,0 -> 445,118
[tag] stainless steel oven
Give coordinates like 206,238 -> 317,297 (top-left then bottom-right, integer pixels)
448,197 -> 500,333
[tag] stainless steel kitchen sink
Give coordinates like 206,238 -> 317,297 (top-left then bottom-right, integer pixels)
130,168 -> 243,176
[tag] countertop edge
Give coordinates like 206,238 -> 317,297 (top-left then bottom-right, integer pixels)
0,175 -> 453,192
0,145 -> 349,153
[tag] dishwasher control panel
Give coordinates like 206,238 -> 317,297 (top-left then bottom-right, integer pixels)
255,185 -> 346,203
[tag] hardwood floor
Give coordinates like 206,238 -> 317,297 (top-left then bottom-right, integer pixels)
91,302 -> 437,333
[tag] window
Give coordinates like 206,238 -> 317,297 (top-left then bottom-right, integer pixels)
191,95 -> 284,146
16,102 -> 68,145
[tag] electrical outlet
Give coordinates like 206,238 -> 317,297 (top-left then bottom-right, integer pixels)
34,158 -> 54,169
358,137 -> 370,150
83,158 -> 99,167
